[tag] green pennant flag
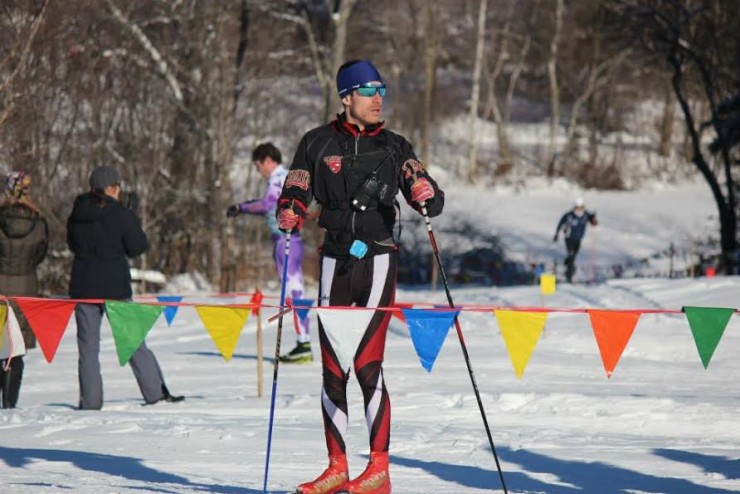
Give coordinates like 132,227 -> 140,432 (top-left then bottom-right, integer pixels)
683,306 -> 735,369
106,300 -> 164,366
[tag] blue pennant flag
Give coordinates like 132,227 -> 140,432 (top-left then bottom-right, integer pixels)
157,296 -> 183,327
402,308 -> 459,372
292,298 -> 315,322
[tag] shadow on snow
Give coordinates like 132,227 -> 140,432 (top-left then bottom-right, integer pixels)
393,445 -> 739,493
0,446 -> 261,494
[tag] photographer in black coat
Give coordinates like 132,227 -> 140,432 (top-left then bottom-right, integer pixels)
67,165 -> 182,409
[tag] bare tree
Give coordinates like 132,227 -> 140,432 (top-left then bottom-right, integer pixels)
546,0 -> 564,173
466,0 -> 489,183
420,0 -> 439,166
291,0 -> 358,125
614,0 -> 738,272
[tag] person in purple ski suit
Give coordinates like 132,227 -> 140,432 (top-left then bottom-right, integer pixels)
227,142 -> 312,363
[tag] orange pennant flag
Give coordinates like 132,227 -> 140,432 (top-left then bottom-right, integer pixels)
587,309 -> 641,378
13,298 -> 77,363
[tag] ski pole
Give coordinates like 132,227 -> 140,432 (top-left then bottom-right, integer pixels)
263,231 -> 291,493
420,204 -> 509,494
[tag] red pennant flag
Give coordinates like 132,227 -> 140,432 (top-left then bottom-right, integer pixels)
250,290 -> 264,316
587,309 -> 641,378
391,302 -> 414,323
13,298 -> 77,363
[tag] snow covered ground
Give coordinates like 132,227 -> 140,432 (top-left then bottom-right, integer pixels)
2,182 -> 739,494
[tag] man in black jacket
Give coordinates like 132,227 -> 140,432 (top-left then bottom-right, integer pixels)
279,59 -> 444,494
67,165 -> 182,409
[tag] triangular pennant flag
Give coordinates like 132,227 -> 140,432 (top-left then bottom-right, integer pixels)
1,303 -> 26,357
683,306 -> 735,369
391,302 -> 414,323
195,305 -> 250,361
157,295 -> 183,326
495,309 -> 548,378
13,298 -> 76,363
292,298 -> 315,322
402,308 -> 458,372
0,302 -> 7,349
106,301 -> 163,366
587,309 -> 641,378
317,308 -> 375,371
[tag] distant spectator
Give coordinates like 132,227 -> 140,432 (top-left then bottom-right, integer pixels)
226,143 -> 312,363
553,198 -> 597,283
67,165 -> 183,409
0,171 -> 48,408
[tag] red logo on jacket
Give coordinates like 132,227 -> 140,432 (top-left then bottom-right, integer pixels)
324,156 -> 343,174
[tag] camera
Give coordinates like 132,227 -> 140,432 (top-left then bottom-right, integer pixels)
351,174 -> 380,211
119,191 -> 140,211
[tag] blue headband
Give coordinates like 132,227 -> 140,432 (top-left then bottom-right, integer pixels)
336,60 -> 383,97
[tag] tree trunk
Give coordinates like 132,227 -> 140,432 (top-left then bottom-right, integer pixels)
421,0 -> 438,166
467,0 -> 488,183
670,56 -> 736,273
483,1 -> 516,167
322,0 -> 358,124
658,83 -> 675,157
546,0 -> 564,174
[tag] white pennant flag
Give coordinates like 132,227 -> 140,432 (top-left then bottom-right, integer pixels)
318,308 -> 376,371
0,303 -> 26,359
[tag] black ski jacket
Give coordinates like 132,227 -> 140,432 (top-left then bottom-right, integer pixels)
67,192 -> 148,299
278,114 -> 444,259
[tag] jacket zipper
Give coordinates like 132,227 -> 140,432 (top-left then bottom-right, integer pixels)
351,134 -> 359,234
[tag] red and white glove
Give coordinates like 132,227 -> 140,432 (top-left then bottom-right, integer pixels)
277,208 -> 301,232
410,178 -> 435,205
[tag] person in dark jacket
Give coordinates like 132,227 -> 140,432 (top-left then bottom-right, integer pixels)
279,59 -> 444,494
0,170 -> 48,408
67,165 -> 182,409
553,198 -> 598,283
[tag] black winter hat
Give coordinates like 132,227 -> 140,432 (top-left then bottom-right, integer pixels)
89,165 -> 120,190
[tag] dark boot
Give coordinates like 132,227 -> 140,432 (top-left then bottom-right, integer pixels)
0,360 -> 7,408
161,384 -> 185,403
2,357 -> 23,409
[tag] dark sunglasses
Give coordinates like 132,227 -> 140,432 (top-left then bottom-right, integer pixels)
355,84 -> 387,97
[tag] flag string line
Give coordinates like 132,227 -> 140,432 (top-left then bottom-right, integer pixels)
1,295 -> 737,315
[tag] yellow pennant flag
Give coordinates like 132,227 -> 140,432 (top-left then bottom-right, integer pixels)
196,306 -> 250,361
540,274 -> 556,295
495,309 -> 548,378
0,302 -> 7,350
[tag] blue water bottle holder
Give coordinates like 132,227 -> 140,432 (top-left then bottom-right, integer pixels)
349,239 -> 368,259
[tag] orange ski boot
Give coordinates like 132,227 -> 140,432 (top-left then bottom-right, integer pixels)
338,452 -> 391,494
294,454 -> 349,494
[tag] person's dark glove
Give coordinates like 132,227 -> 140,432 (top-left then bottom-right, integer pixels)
553,234 -> 558,242
226,204 -> 241,218
589,212 -> 598,226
